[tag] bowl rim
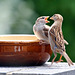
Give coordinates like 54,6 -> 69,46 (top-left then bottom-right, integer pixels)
0,34 -> 35,36
0,34 -> 38,43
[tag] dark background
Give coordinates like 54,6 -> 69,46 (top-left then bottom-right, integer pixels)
0,0 -> 75,62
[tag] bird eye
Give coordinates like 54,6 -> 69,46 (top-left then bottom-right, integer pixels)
41,17 -> 44,19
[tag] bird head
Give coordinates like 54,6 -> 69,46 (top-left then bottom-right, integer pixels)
36,16 -> 50,25
50,14 -> 63,22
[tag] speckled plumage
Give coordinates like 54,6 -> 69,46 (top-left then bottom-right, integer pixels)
48,14 -> 73,66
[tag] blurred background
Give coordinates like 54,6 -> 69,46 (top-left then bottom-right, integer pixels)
0,0 -> 75,62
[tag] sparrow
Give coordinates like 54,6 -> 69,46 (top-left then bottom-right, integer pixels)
48,14 -> 73,66
33,16 -> 50,44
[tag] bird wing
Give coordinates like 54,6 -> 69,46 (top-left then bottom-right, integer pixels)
49,25 -> 65,50
43,25 -> 50,38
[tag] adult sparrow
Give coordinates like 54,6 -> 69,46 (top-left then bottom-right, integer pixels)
48,14 -> 73,66
33,16 -> 50,44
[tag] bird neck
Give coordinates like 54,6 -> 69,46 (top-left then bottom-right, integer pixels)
53,20 -> 62,27
36,22 -> 45,26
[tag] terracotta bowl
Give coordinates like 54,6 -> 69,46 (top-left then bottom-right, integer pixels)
0,35 -> 52,66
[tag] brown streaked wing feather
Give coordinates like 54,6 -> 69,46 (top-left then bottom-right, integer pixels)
43,25 -> 50,38
49,26 -> 65,50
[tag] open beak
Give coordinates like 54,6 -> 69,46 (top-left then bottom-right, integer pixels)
50,16 -> 54,20
45,16 -> 50,23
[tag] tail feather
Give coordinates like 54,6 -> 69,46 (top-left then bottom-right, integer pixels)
63,51 -> 74,66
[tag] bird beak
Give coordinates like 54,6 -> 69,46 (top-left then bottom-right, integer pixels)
45,16 -> 50,23
50,16 -> 54,20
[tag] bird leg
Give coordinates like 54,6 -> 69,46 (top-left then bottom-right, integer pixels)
56,55 -> 63,63
51,54 -> 57,65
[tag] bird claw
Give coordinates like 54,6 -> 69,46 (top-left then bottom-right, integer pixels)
51,62 -> 54,66
39,40 -> 46,45
56,59 -> 63,63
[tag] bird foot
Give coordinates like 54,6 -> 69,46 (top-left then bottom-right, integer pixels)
50,54 -> 57,66
56,59 -> 63,63
39,40 -> 46,45
51,62 -> 54,66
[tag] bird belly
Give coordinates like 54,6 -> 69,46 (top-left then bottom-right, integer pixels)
35,31 -> 45,40
35,30 -> 49,43
49,35 -> 55,51
33,25 -> 49,43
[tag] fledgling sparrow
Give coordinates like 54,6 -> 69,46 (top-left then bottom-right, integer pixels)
33,16 -> 50,44
48,14 -> 73,66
